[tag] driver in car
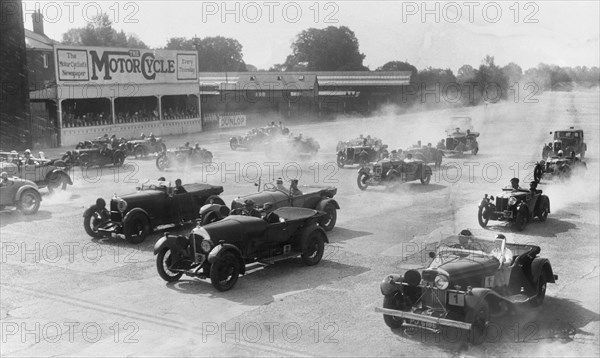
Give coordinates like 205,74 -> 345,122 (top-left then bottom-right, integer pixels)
507,177 -> 522,190
276,178 -> 288,192
174,179 -> 187,194
290,179 -> 303,196
22,149 -> 38,165
0,172 -> 8,186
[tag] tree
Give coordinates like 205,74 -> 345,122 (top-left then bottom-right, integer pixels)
457,64 -> 476,82
501,62 -> 523,84
473,55 -> 508,102
282,26 -> 367,71
165,36 -> 247,72
61,13 -> 147,49
377,61 -> 418,83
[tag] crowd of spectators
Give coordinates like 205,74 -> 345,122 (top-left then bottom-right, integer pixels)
61,106 -> 199,128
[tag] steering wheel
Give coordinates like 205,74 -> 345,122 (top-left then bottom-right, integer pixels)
264,182 -> 276,190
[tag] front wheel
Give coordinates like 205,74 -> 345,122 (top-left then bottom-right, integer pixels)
17,189 -> 41,215
134,146 -> 145,158
472,147 -> 479,155
124,214 -> 151,244
336,153 -> 345,168
537,198 -> 549,222
83,207 -> 108,238
210,252 -> 240,291
478,206 -> 489,227
529,275 -> 547,307
357,172 -> 369,191
201,211 -> 219,225
48,173 -> 68,193
156,248 -> 184,282
466,300 -> 490,345
383,293 -> 404,329
113,152 -> 125,167
514,210 -> 528,231
156,154 -> 170,171
320,203 -> 337,231
420,172 -> 431,185
301,229 -> 326,266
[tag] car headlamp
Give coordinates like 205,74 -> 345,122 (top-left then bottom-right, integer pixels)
200,239 -> 213,253
508,197 -> 517,206
434,275 -> 449,290
117,199 -> 127,212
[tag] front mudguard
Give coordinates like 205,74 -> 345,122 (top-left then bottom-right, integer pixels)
358,167 -> 371,176
316,198 -> 340,211
200,203 -> 230,220
153,234 -> 189,255
47,169 -> 73,185
531,258 -> 557,283
15,185 -> 41,202
207,243 -> 246,275
516,203 -> 529,217
380,274 -> 404,295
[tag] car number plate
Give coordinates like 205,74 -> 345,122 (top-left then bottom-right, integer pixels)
503,210 -> 513,218
408,319 -> 439,330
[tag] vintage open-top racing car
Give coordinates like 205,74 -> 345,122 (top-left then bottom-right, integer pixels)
336,140 -> 387,168
154,206 -> 329,291
376,231 -> 557,345
230,125 -> 290,151
0,175 -> 42,215
199,179 -> 339,231
156,146 -> 213,171
439,128 -> 479,156
357,159 -> 432,190
62,144 -> 127,168
542,127 -> 587,159
0,152 -> 72,192
83,179 -> 224,243
126,137 -> 167,158
478,181 -> 550,231
265,135 -> 320,160
403,141 -> 444,167
534,154 -> 587,182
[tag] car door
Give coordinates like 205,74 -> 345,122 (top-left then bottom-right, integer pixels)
0,180 -> 17,205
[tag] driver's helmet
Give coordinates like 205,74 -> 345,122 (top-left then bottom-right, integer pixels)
24,149 -> 31,155
557,150 -> 564,157
495,234 -> 506,240
529,181 -> 538,190
244,199 -> 255,208
458,229 -> 473,246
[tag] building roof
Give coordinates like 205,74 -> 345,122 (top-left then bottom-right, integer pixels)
200,72 -> 317,91
198,71 -> 411,89
24,29 -> 57,50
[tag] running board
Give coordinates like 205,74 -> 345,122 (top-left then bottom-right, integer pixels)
258,252 -> 301,265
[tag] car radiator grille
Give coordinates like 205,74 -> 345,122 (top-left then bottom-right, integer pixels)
421,287 -> 447,309
110,201 -> 121,222
496,197 -> 508,212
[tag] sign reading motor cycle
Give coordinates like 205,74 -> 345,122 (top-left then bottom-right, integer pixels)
56,46 -> 197,84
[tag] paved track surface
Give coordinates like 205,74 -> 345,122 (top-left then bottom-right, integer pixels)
1,91 -> 598,357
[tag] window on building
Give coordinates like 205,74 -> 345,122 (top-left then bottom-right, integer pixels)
42,53 -> 49,68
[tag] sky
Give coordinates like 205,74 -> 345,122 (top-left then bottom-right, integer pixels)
21,0 -> 600,72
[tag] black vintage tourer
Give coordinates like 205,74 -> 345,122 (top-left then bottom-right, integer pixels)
376,231 -> 557,345
83,179 -> 224,243
154,206 -> 329,291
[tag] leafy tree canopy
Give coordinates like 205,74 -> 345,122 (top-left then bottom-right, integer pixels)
61,13 -> 147,49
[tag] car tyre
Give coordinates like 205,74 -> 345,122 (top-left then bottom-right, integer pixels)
124,213 -> 151,244
210,252 -> 240,291
156,248 -> 184,282
357,172 -> 369,191
420,172 -> 431,185
134,146 -> 145,158
230,138 -> 238,151
320,203 -> 337,231
201,211 -> 219,225
537,198 -> 549,222
83,206 -> 108,238
514,210 -> 528,231
472,147 -> 479,155
156,154 -> 170,171
466,300 -> 489,346
301,228 -> 326,266
48,172 -> 68,193
336,153 -> 345,168
383,293 -> 404,329
113,152 -> 125,167
478,206 -> 489,227
529,275 -> 547,307
17,189 -> 41,215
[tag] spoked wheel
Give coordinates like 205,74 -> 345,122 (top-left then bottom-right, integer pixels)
337,154 -> 345,168
156,248 -> 184,282
83,207 -> 108,238
113,152 -> 125,167
17,190 -> 41,215
514,210 -> 528,231
529,275 -> 547,307
210,252 -> 240,291
47,173 -> 68,193
466,300 -> 490,345
357,173 -> 369,191
537,199 -> 549,222
320,203 -> 337,231
134,146 -> 145,159
382,293 -> 404,329
420,173 -> 431,185
124,214 -> 150,244
301,229 -> 326,266
156,154 -> 170,171
478,206 -> 489,227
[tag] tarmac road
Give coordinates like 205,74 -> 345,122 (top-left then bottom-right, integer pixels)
1,91 -> 598,357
